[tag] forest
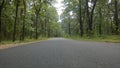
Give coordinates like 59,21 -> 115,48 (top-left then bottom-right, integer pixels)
0,0 -> 62,43
0,0 -> 120,43
61,0 -> 120,42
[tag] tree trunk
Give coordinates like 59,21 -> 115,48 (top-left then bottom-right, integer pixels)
13,0 -> 19,42
99,20 -> 102,35
79,0 -> 83,37
30,23 -> 33,39
86,0 -> 97,36
22,0 -> 26,41
20,9 -> 23,41
99,7 -> 102,35
35,14 -> 38,39
44,11 -> 47,37
68,17 -> 71,36
114,0 -> 119,34
90,0 -> 97,34
41,22 -> 44,36
33,0 -> 42,39
68,22 -> 71,36
86,0 -> 90,36
0,0 -> 4,42
48,26 -> 50,37
0,9 -> 2,42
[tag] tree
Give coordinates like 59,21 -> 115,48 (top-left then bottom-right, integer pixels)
33,0 -> 42,39
78,0 -> 83,36
0,0 -> 5,42
13,0 -> 20,42
114,0 -> 119,34
86,0 -> 97,36
21,0 -> 26,41
0,0 -> 60,42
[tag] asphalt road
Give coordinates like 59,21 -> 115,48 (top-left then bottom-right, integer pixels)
0,38 -> 120,68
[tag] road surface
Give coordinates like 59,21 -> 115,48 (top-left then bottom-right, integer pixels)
0,38 -> 120,68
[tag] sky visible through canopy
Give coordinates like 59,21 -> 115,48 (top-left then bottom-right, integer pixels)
53,0 -> 111,22
53,0 -> 64,22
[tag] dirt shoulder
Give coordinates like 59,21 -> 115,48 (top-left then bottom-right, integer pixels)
0,42 -> 33,50
0,40 -> 46,50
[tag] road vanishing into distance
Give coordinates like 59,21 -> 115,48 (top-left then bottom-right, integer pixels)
0,38 -> 120,68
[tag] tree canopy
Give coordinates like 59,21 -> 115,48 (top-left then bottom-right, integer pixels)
61,0 -> 120,37
0,0 -> 120,42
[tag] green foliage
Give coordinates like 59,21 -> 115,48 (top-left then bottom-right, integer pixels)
0,0 -> 120,43
0,0 -> 61,42
61,0 -> 120,37
66,35 -> 120,43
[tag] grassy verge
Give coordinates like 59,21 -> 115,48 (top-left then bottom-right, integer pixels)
0,37 -> 48,46
0,37 -> 49,50
66,35 -> 120,43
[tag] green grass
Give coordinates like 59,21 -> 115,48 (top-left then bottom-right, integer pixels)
0,37 -> 48,45
66,35 -> 120,43
1,35 -> 120,45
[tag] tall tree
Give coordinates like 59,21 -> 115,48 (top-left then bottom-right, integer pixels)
114,0 -> 119,34
0,0 -> 5,42
0,0 -> 60,42
86,0 -> 97,36
13,0 -> 19,42
79,0 -> 83,36
68,15 -> 71,36
33,0 -> 42,39
21,0 -> 26,41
